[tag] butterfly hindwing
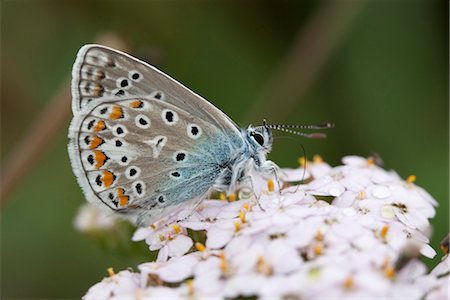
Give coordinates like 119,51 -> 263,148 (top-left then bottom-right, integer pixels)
68,96 -> 237,224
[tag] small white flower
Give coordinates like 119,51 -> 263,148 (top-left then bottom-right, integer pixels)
74,204 -> 117,232
81,155 -> 442,300
82,270 -> 140,300
133,223 -> 193,262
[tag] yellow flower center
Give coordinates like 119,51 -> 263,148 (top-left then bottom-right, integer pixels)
267,179 -> 275,192
313,154 -> 323,164
228,193 -> 237,202
298,156 -> 307,167
195,242 -> 206,252
172,224 -> 181,234
406,175 -> 416,184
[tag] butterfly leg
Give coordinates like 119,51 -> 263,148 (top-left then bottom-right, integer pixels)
237,175 -> 266,211
257,160 -> 283,194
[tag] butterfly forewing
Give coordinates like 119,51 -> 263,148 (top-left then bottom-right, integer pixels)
72,45 -> 241,144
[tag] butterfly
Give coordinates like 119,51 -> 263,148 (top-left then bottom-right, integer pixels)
68,45 -> 332,226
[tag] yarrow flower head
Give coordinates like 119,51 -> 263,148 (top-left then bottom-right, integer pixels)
80,155 -> 448,300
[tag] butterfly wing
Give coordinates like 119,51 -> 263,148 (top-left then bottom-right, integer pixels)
68,96 -> 242,225
71,44 -> 240,140
70,45 -> 245,225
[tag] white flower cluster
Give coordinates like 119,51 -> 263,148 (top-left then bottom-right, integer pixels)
82,156 -> 449,299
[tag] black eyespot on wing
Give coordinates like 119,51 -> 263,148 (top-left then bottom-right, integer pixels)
120,79 -> 129,87
87,120 -> 95,130
156,137 -> 164,147
165,111 -> 174,122
154,92 -> 162,100
95,175 -> 102,186
100,107 -> 108,114
176,153 -> 186,161
131,72 -> 140,80
116,127 -> 124,135
171,171 -> 181,178
108,193 -> 114,200
135,183 -> 142,194
158,195 -> 165,203
115,140 -> 123,147
84,136 -> 91,145
129,168 -> 137,177
191,126 -> 199,136
115,89 -> 125,96
139,118 -> 148,126
253,133 -> 264,146
121,156 -> 128,163
87,154 -> 94,165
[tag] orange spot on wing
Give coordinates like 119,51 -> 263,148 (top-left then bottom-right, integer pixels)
102,171 -> 115,187
130,100 -> 143,108
109,106 -> 124,120
116,188 -> 125,197
89,136 -> 104,149
115,188 -> 128,206
94,120 -> 106,132
94,151 -> 107,169
93,84 -> 104,97
119,195 -> 129,206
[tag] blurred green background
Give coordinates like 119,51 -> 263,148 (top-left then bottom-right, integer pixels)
1,0 -> 448,298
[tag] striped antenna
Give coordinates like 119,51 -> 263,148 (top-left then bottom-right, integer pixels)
263,120 -> 334,139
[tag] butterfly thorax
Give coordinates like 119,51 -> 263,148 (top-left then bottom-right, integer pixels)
213,125 -> 273,194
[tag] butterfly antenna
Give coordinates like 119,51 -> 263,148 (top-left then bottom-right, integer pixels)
264,120 -> 334,139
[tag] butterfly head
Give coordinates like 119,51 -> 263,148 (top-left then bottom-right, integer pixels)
246,125 -> 273,153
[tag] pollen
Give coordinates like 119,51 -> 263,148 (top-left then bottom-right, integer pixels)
94,120 -> 106,132
313,155 -> 323,164
94,150 -> 107,169
234,220 -> 241,232
228,193 -> 236,202
109,105 -> 124,120
219,252 -> 228,274
314,244 -> 323,256
172,224 -> 181,234
195,242 -> 206,252
257,255 -> 272,276
267,179 -> 275,192
219,193 -> 226,201
406,175 -> 416,184
367,157 -> 375,166
242,202 -> 250,211
186,279 -> 194,295
89,136 -> 103,149
315,231 -> 324,241
357,190 -> 366,200
384,266 -> 395,279
343,277 -> 354,289
107,267 -> 115,277
130,100 -> 143,108
380,225 -> 389,239
298,156 -> 306,167
239,210 -> 246,223
102,170 -> 115,187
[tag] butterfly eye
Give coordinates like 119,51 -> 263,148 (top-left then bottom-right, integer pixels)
252,133 -> 265,146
